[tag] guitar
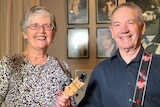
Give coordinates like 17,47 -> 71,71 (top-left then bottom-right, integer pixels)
64,73 -> 87,96
56,60 -> 87,96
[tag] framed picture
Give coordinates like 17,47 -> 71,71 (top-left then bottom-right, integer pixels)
96,28 -> 117,58
67,28 -> 89,58
126,0 -> 160,54
96,0 -> 118,24
67,0 -> 89,24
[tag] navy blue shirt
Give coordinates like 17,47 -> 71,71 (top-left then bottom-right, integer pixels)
78,47 -> 160,107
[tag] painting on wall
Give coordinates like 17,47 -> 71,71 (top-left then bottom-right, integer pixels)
126,0 -> 160,54
67,0 -> 89,24
96,0 -> 118,23
67,28 -> 89,58
96,28 -> 117,58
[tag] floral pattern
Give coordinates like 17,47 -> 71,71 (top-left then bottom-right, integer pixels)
0,53 -> 76,107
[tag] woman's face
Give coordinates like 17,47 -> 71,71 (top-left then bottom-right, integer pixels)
101,35 -> 113,49
23,13 -> 54,51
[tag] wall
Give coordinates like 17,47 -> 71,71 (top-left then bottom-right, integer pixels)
40,0 -> 125,77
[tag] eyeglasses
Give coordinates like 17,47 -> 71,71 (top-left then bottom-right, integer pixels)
27,23 -> 54,31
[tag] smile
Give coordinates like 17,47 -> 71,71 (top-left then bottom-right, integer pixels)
36,36 -> 46,40
119,35 -> 132,40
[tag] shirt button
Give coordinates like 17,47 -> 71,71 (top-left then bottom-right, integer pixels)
129,98 -> 132,102
128,82 -> 131,85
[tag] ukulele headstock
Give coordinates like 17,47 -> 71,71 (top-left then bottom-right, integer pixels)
64,73 -> 87,96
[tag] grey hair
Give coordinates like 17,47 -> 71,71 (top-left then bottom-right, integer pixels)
20,5 -> 57,33
110,2 -> 144,24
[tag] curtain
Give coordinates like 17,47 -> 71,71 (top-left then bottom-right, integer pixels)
0,0 -> 40,58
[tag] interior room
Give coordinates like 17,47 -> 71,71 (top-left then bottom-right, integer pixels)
1,0 -> 160,106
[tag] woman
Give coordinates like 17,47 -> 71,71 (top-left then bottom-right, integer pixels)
97,29 -> 117,57
0,6 -> 76,107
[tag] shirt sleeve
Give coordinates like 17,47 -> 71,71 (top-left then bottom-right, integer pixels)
56,60 -> 77,107
0,59 -> 9,105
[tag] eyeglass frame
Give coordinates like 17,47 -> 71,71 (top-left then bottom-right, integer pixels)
27,23 -> 55,31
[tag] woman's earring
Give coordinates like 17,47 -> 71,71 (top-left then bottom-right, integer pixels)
25,39 -> 28,44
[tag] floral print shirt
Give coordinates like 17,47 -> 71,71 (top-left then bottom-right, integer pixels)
0,53 -> 76,107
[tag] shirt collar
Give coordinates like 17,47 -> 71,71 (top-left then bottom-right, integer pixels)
109,46 -> 144,63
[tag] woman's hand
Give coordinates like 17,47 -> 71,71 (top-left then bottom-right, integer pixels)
56,90 -> 72,107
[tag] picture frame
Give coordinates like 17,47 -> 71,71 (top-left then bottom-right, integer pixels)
67,28 -> 89,58
67,0 -> 89,24
126,0 -> 160,54
96,28 -> 117,58
96,0 -> 118,24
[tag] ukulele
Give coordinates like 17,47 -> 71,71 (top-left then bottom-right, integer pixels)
64,73 -> 87,96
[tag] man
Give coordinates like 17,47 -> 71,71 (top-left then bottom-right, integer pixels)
78,2 -> 160,107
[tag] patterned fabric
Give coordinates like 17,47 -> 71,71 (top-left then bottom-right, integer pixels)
0,53 -> 76,107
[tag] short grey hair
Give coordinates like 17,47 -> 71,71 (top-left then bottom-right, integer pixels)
20,5 -> 57,33
110,2 -> 144,24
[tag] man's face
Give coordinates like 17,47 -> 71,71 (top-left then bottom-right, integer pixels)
110,6 -> 145,51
